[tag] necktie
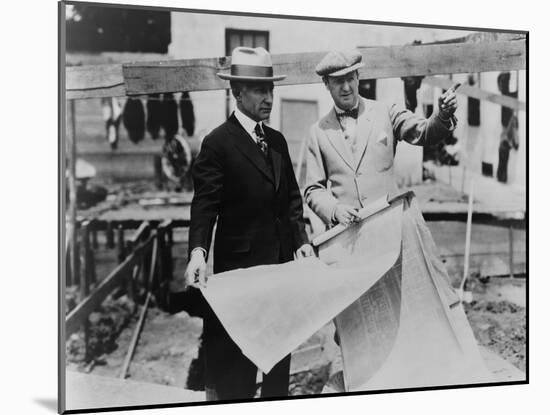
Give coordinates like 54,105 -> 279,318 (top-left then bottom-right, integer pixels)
254,123 -> 268,156
337,107 -> 359,119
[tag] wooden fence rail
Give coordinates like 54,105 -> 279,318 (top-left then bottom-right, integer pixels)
65,233 -> 155,336
66,38 -> 526,100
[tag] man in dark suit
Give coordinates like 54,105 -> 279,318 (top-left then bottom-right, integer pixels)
183,46 -> 313,401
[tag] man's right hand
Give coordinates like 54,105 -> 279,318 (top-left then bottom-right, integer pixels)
333,204 -> 360,226
184,249 -> 207,289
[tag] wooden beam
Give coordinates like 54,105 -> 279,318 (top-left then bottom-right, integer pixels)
65,235 -> 154,336
423,76 -> 526,111
65,39 -> 526,100
66,64 -> 125,100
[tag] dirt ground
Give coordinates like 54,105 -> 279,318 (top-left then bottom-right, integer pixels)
462,277 -> 526,372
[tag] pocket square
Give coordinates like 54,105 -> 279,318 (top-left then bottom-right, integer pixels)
377,133 -> 388,146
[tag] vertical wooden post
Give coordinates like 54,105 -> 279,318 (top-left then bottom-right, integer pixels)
166,224 -> 173,281
67,99 -> 79,289
82,221 -> 91,299
106,221 -> 114,249
75,232 -> 81,292
167,225 -> 173,247
458,180 -> 475,301
508,223 -> 515,279
154,154 -> 163,190
129,263 -> 139,314
65,236 -> 72,287
89,248 -> 97,286
156,221 -> 173,309
80,221 -> 91,362
461,165 -> 467,195
117,224 -> 126,263
91,224 -> 98,250
156,226 -> 165,295
141,234 -> 154,295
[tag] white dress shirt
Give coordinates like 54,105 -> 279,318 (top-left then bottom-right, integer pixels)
334,101 -> 360,157
234,107 -> 265,144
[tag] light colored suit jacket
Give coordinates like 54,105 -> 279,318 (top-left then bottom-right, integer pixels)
305,97 -> 455,227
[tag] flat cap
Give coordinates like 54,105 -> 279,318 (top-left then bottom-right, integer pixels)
315,49 -> 365,77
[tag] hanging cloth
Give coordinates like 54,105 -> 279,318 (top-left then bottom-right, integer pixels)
122,97 -> 146,144
162,93 -> 179,139
146,93 -> 162,139
179,91 -> 196,137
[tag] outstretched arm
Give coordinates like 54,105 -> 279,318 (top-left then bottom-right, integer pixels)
391,83 -> 459,147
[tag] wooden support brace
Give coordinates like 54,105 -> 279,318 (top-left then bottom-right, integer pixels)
119,237 -> 158,379
65,235 -> 155,336
130,221 -> 151,248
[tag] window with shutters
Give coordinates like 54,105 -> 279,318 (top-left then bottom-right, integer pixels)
225,29 -> 270,53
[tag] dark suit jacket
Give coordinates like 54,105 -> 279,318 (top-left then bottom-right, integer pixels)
189,113 -> 309,273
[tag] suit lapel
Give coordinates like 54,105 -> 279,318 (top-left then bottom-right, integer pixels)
227,115 -> 275,185
354,98 -> 375,170
323,109 -> 355,171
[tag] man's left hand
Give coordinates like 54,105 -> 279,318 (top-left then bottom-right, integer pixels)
295,244 -> 315,259
438,83 -> 460,120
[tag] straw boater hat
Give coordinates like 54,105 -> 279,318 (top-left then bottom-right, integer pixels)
217,47 -> 286,82
315,49 -> 365,77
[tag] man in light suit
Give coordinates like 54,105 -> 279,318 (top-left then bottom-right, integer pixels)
305,49 -> 458,228
305,50 -> 460,365
181,47 -> 314,401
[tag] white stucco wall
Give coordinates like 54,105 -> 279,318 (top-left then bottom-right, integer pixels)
167,10 -> 524,187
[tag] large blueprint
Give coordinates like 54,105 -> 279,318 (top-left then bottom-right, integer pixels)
323,199 -> 492,391
201,200 -> 403,374
201,196 -> 492,389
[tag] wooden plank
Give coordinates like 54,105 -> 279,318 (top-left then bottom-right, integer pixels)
124,40 -> 525,95
65,64 -> 126,100
65,235 -> 154,336
66,39 -> 525,99
423,76 -> 526,111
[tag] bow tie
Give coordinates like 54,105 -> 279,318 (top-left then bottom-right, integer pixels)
337,107 -> 359,119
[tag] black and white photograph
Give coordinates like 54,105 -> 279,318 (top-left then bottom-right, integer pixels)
59,1 -> 527,413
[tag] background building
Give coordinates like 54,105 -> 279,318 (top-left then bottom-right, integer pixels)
67,5 -> 526,191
